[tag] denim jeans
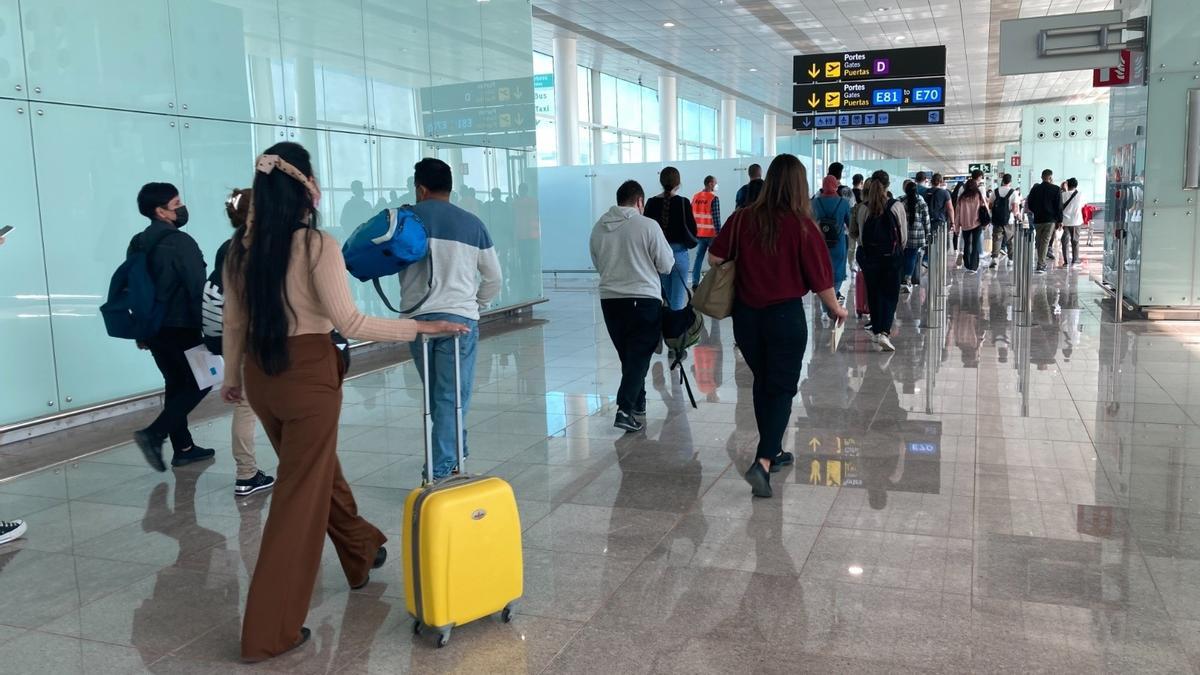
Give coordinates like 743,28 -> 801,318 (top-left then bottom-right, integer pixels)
829,233 -> 848,293
961,227 -> 983,271
902,247 -> 922,285
691,238 -> 712,288
732,299 -> 808,462
660,244 -> 691,310
409,313 -> 479,480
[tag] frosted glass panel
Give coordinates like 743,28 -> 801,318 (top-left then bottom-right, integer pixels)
0,0 -> 26,97
169,0 -> 285,124
0,101 -> 59,424
280,0 -> 369,130
364,1 -> 430,136
32,105 -> 184,411
22,0 -> 176,113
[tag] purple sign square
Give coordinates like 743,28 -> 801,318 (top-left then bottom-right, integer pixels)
873,58 -> 891,76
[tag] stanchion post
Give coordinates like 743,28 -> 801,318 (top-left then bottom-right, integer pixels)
1114,228 -> 1126,324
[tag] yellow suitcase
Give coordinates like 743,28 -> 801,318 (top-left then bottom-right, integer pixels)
402,335 -> 523,648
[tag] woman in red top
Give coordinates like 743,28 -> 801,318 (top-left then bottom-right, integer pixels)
708,154 -> 847,498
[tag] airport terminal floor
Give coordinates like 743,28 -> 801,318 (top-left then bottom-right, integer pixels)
3,252 -> 1200,673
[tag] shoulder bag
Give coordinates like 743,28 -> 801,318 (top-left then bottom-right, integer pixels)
692,213 -> 739,319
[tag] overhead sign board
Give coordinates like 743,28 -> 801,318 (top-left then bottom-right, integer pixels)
793,77 -> 945,113
793,108 -> 945,131
998,10 -> 1122,76
968,162 -> 994,173
794,46 -> 947,84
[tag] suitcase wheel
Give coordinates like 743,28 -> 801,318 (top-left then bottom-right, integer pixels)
412,620 -> 422,636
501,606 -> 514,624
437,629 -> 451,648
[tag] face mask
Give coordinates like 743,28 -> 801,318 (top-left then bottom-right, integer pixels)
713,185 -> 719,193
173,205 -> 189,227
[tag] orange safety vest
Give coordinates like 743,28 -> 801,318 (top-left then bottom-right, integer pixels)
692,190 -> 717,238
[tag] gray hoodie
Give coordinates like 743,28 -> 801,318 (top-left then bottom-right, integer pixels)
590,205 -> 675,300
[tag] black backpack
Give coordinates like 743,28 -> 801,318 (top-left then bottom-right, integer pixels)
992,188 -> 1012,226
860,199 -> 902,259
813,197 -> 844,248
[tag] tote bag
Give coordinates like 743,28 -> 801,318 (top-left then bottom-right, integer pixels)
692,214 -> 739,319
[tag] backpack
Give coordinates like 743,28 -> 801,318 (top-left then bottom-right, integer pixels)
201,241 -> 231,354
992,188 -> 1012,226
859,199 -> 902,259
100,229 -> 179,341
813,196 -> 845,248
342,207 -> 432,313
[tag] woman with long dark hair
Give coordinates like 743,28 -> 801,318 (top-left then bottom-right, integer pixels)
954,177 -> 989,273
851,170 -> 908,351
643,166 -> 698,311
900,179 -> 929,293
707,154 -> 847,498
221,142 -> 465,662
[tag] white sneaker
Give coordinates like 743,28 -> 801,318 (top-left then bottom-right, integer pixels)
0,520 -> 27,546
877,334 -> 895,352
901,284 -> 912,294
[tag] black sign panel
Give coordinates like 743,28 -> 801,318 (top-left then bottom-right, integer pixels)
793,77 -> 945,113
794,46 -> 947,84
419,77 -> 534,111
968,163 -> 994,173
793,108 -> 945,131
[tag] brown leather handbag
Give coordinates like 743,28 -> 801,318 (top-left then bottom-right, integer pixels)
692,214 -> 739,319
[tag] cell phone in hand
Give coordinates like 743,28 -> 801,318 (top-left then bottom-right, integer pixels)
0,225 -> 13,238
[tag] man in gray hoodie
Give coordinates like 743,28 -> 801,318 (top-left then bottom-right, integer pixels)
591,180 -> 676,433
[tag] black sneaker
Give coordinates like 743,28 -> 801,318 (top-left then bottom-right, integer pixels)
171,445 -> 216,467
234,470 -> 275,497
744,463 -> 772,498
614,411 -> 643,433
134,430 -> 166,472
634,392 -> 647,417
769,451 -> 795,474
0,520 -> 27,546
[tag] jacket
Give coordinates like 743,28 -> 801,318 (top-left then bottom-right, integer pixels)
735,179 -> 764,209
954,192 -> 988,233
126,220 -> 206,330
1026,181 -> 1064,224
643,193 -> 698,248
590,205 -> 675,300
397,199 -> 503,320
811,195 -> 851,237
1061,189 -> 1085,227
903,196 -> 929,249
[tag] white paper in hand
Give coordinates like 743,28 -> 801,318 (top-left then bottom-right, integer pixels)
830,318 -> 845,353
184,345 -> 224,390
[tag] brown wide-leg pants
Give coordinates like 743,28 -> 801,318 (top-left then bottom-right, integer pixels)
240,334 -> 387,661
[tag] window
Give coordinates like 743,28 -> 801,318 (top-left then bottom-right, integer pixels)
677,97 -> 719,158
736,117 -> 752,156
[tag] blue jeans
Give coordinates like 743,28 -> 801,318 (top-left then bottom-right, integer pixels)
409,313 -> 478,480
691,238 -> 713,288
903,247 -> 923,285
829,233 -> 848,293
660,244 -> 691,310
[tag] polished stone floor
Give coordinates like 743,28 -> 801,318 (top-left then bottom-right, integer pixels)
3,254 -> 1200,673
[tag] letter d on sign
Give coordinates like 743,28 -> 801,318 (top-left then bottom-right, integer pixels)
873,59 -> 890,76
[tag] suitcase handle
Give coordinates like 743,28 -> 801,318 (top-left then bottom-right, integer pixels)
420,333 -> 466,484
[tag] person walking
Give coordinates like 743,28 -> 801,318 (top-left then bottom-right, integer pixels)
827,162 -> 855,200
851,170 -> 908,351
925,173 -> 955,266
200,189 -> 276,496
736,163 -> 764,209
812,175 -> 851,300
1026,169 -> 1064,274
708,154 -> 846,498
221,142 -> 466,662
900,179 -> 929,293
0,234 -> 28,548
1060,177 -> 1084,266
990,174 -> 1017,269
954,177 -> 989,274
690,175 -> 722,289
591,180 -> 675,433
128,182 -> 216,471
644,167 -> 698,311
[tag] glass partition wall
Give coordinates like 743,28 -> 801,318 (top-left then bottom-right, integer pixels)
0,0 -> 541,426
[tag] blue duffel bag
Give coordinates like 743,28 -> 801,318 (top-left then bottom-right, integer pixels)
342,207 -> 432,313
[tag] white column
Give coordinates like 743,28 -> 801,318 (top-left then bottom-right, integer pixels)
552,37 -> 579,166
658,74 -> 677,162
590,68 -> 603,163
763,113 -> 778,156
720,97 -> 737,158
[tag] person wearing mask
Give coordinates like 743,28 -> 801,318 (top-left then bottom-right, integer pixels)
690,175 -> 722,290
900,179 -> 929,293
990,174 -> 1017,269
399,158 -> 504,481
644,167 -> 698,311
0,234 -> 27,547
954,176 -> 989,274
128,182 -> 215,472
812,175 -> 852,300
735,163 -> 764,209
1060,177 -> 1084,266
222,143 -> 466,662
708,154 -> 845,498
851,170 -> 908,350
1026,169 -> 1064,274
201,189 -> 275,496
591,180 -> 675,433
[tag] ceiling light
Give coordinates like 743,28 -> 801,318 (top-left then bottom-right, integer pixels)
707,47 -> 720,52
662,21 -> 676,28
749,67 -> 758,72
894,35 -> 907,41
876,6 -> 891,11
848,565 -> 864,576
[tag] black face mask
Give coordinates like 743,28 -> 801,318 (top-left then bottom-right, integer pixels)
172,205 -> 189,227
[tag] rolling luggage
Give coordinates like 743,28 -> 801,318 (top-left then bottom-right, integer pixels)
402,335 -> 523,648
855,269 -> 870,318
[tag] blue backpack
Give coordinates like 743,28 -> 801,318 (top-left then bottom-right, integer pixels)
100,229 -> 178,340
342,207 -> 431,313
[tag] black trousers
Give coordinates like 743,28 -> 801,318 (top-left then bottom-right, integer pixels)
732,299 -> 807,462
600,298 -> 661,414
862,257 -> 903,335
144,326 -> 210,451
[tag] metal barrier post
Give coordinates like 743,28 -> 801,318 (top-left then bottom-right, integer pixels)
1114,227 -> 1126,323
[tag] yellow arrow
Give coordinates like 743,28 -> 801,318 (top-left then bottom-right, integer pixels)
808,63 -> 820,79
809,437 -> 821,450
807,93 -> 820,108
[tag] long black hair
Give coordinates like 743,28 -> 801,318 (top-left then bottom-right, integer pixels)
903,180 -> 919,223
229,142 -> 320,375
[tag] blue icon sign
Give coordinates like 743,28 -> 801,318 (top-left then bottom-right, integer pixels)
838,115 -> 850,126
871,88 -> 903,106
864,113 -> 876,125
911,86 -> 943,104
814,115 -> 836,128
850,114 -> 863,126
877,113 -> 890,125
927,110 -> 941,123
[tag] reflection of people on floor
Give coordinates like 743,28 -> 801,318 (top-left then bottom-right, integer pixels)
950,278 -> 984,367
339,180 -> 375,234
1031,284 -> 1059,370
692,319 -> 725,403
1059,279 -> 1082,362
985,276 -> 1011,364
856,361 -> 906,510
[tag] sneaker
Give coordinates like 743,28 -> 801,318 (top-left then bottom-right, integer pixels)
234,470 -> 276,497
134,430 -> 166,472
965,268 -> 977,275
901,284 -> 912,294
769,451 -> 794,474
0,520 -> 27,546
1035,267 -> 1046,275
634,391 -> 647,417
989,261 -> 997,269
877,334 -> 896,352
743,462 -> 772,498
614,411 -> 643,433
171,445 -> 216,467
